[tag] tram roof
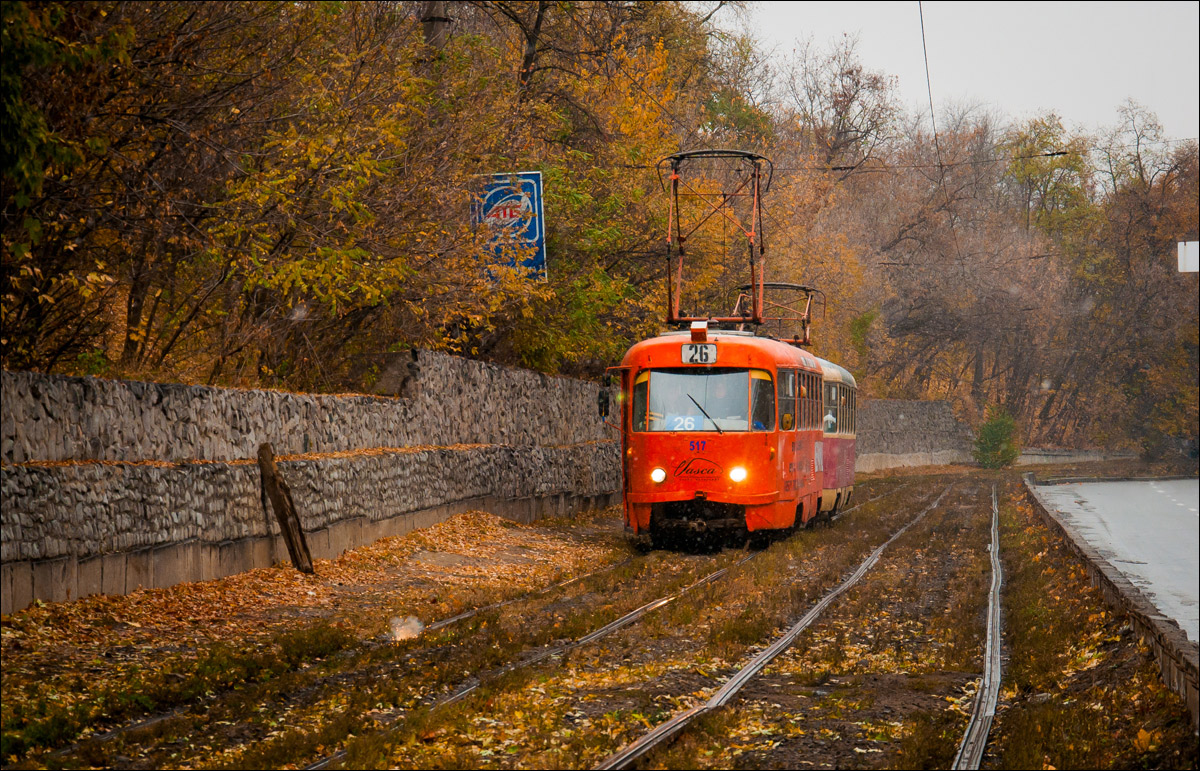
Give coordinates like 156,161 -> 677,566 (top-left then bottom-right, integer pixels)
814,356 -> 856,388
624,329 -> 837,374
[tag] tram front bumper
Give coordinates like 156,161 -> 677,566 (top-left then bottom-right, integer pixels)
625,490 -> 785,534
625,489 -> 780,506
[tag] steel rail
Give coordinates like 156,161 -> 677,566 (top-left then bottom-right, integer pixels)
595,485 -> 952,770
952,485 -> 1004,770
304,553 -> 756,771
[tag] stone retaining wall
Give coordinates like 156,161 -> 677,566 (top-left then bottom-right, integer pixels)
1,355 -> 620,613
856,449 -> 972,473
1,350 -> 604,465
1,444 -> 619,564
855,398 -> 973,472
853,400 -> 1133,472
1,444 -> 619,613
1016,448 -> 1138,466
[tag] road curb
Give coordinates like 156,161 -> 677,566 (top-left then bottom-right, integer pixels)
1032,474 -> 1198,486
1022,473 -> 1199,731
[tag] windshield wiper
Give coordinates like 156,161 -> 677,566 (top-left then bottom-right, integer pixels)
687,394 -> 724,435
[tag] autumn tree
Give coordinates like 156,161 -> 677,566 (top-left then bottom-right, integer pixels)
2,1 -> 752,384
3,3 -> 1194,455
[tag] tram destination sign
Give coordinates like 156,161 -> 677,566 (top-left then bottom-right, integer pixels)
683,343 -> 717,364
471,171 -> 547,281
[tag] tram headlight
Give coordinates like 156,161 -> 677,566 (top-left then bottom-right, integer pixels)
730,466 -> 748,483
650,467 -> 667,483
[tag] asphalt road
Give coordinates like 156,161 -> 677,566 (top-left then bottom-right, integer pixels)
1037,479 -> 1199,643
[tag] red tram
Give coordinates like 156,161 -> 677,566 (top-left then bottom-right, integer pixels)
612,323 -> 856,544
604,148 -> 857,545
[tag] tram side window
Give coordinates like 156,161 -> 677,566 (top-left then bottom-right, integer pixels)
817,377 -> 824,428
632,373 -> 648,431
779,370 -> 797,430
808,374 -> 817,428
801,373 -> 809,429
751,370 -> 775,431
824,382 -> 839,433
840,386 -> 848,434
804,373 -> 816,429
801,372 -> 811,427
850,389 -> 856,434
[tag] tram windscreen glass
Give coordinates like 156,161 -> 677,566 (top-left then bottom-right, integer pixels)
640,368 -> 752,432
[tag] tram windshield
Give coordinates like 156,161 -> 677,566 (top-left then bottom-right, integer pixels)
631,368 -> 774,432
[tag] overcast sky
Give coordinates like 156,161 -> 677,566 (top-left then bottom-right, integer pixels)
745,1 -> 1200,142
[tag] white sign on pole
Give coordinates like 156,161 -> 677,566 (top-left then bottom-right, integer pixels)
1179,241 -> 1199,273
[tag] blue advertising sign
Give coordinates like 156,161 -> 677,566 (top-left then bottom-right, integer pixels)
471,172 -> 546,280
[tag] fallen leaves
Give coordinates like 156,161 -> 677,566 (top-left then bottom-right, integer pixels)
0,507 -> 628,765
1133,727 -> 1161,752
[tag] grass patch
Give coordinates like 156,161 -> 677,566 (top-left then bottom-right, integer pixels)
890,709 -> 961,769
706,603 -> 776,650
2,620 -> 356,762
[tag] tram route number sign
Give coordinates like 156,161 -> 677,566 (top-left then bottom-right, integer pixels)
682,343 -> 717,364
471,171 -> 546,281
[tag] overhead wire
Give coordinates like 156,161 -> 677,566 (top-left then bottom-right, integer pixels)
917,0 -> 967,270
918,2 -> 947,177
602,136 -> 1196,174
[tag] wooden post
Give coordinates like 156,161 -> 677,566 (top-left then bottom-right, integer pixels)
257,443 -> 314,574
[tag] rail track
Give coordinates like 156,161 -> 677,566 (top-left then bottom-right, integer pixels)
304,553 -> 758,770
424,557 -> 635,633
952,484 -> 1004,770
593,481 -> 1006,771
595,485 -> 952,770
300,481 -> 920,768
302,480 -> 919,769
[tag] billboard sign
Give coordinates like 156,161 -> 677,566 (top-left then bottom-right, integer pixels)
1179,241 -> 1198,273
471,171 -> 546,280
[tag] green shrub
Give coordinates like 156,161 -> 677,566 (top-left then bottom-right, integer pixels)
974,405 -> 1020,468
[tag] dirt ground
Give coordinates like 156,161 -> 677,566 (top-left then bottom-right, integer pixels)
1,461 -> 1196,770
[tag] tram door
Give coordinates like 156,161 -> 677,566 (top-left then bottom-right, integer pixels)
778,369 -> 800,515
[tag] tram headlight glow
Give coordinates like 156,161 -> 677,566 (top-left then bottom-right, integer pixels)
729,466 -> 748,482
650,467 -> 667,483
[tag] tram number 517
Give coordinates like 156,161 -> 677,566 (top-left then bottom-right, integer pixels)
682,344 -> 717,364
